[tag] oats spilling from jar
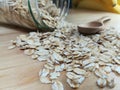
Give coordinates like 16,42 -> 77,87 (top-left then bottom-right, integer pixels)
0,0 -> 62,30
9,25 -> 120,89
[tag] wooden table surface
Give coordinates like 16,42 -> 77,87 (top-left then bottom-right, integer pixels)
0,9 -> 120,90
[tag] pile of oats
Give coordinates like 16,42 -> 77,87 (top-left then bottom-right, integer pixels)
4,0 -> 120,89
8,23 -> 120,89
0,0 -> 60,29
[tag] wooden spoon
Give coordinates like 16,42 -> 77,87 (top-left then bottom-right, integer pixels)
78,16 -> 111,35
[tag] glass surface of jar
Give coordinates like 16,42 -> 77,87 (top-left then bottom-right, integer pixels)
0,0 -> 70,31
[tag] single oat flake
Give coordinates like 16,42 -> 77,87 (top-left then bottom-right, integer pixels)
52,81 -> 64,90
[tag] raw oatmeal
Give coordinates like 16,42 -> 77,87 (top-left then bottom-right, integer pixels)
7,0 -> 120,90
9,25 -> 120,89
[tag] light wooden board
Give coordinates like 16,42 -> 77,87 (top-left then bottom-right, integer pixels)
0,9 -> 120,90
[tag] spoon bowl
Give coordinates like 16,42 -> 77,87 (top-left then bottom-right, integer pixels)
78,16 -> 111,35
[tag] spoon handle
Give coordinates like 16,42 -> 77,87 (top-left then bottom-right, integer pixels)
97,16 -> 111,24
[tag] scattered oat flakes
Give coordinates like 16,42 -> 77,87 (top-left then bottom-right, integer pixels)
8,19 -> 120,90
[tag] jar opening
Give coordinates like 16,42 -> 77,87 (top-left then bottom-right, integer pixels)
28,0 -> 70,30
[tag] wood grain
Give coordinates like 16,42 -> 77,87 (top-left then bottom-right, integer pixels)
0,9 -> 120,90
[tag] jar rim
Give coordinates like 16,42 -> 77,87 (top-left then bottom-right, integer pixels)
28,0 -> 51,31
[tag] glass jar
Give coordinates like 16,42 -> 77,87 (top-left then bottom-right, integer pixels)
0,0 -> 70,31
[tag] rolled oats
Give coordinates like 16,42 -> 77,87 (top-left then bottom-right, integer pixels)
8,45 -> 16,50
8,19 -> 120,90
113,66 -> 120,74
50,72 -> 60,79
24,49 -> 34,56
67,78 -> 80,89
66,72 -> 77,80
73,68 -> 86,75
39,68 -> 50,77
104,66 -> 112,73
44,63 -> 54,70
31,54 -> 38,60
40,76 -> 51,84
106,77 -> 115,88
96,78 -> 107,88
37,56 -> 48,62
73,76 -> 85,84
0,0 -> 61,29
52,80 -> 64,90
55,64 -> 65,72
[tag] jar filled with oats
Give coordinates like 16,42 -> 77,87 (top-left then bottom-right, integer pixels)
0,0 -> 70,31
